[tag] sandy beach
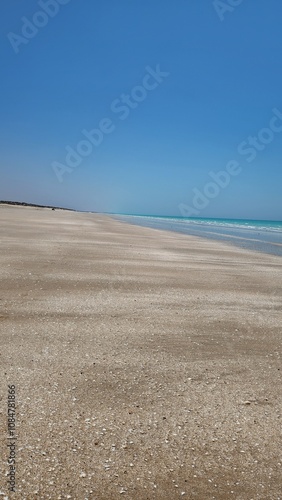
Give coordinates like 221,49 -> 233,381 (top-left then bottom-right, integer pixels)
0,204 -> 282,499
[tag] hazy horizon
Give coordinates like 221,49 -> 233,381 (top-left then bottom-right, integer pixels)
2,199 -> 282,224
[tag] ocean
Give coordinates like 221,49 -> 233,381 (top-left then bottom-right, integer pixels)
112,215 -> 282,257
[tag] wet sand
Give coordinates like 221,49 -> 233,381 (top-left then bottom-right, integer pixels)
0,205 -> 282,499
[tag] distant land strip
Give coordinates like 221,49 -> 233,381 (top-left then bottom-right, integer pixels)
0,200 -> 75,211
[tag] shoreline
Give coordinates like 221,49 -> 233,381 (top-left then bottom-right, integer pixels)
112,213 -> 282,258
0,205 -> 281,498
2,203 -> 281,257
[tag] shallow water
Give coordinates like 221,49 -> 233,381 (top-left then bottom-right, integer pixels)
112,215 -> 282,257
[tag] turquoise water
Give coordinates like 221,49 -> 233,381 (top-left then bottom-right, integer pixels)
113,215 -> 282,257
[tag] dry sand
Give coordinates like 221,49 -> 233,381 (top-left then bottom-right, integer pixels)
0,205 -> 282,499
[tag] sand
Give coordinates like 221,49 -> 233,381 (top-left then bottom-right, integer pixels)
0,205 -> 281,499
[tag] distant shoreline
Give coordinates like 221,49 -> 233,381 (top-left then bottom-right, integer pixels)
0,200 -> 75,211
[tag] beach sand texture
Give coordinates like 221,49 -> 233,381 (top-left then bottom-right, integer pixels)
0,205 -> 282,499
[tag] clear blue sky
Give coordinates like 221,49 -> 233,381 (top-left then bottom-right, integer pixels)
1,0 -> 282,219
